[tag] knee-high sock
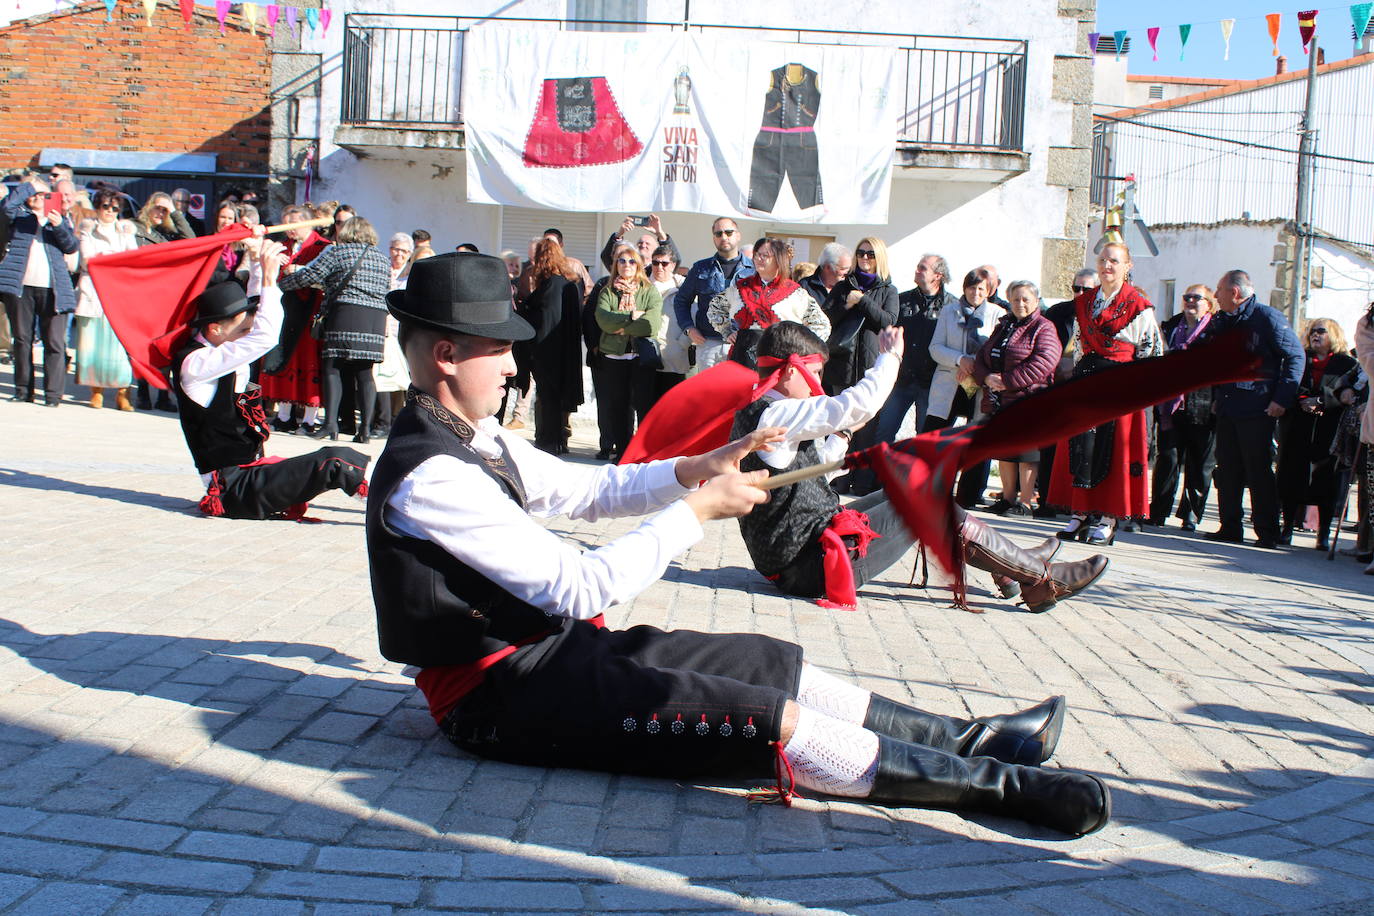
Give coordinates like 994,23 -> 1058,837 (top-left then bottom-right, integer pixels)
783,706 -> 880,798
796,663 -> 872,724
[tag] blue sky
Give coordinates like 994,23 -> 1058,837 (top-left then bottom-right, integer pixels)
1094,2 -> 1368,80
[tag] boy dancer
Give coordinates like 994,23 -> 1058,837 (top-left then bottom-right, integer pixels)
730,321 -> 1109,613
365,253 -> 1110,836
173,242 -> 370,519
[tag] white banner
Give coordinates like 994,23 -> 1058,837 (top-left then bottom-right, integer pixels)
463,28 -> 900,223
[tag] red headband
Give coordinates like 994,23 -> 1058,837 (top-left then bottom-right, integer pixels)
754,353 -> 825,401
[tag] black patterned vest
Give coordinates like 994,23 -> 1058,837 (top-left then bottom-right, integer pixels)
172,340 -> 266,474
760,64 -> 821,130
731,398 -> 839,576
366,394 -> 562,667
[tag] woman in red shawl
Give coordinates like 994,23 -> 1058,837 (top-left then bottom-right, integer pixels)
1048,243 -> 1163,545
261,204 -> 330,432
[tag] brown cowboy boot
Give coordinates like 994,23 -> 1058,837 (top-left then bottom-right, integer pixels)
960,514 -> 1109,614
991,536 -> 1060,599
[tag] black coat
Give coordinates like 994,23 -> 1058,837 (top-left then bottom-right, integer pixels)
821,275 -> 898,392
524,275 -> 585,412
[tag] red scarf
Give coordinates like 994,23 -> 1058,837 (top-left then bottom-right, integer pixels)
1075,284 -> 1151,362
1309,352 -> 1331,386
734,273 -> 802,330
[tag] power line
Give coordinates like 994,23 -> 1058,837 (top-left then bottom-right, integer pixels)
1096,113 -> 1374,165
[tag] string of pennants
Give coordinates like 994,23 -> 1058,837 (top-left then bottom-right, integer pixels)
1092,4 -> 1373,63
75,0 -> 332,36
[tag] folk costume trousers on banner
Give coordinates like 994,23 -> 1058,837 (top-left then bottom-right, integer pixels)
747,130 -> 823,214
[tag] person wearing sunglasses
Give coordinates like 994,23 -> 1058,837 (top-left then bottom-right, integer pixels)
599,213 -> 681,275
594,245 -> 663,461
706,236 -> 829,368
0,174 -> 80,406
1149,284 -> 1218,532
133,191 -> 195,248
1276,317 -> 1358,550
675,217 -> 755,372
72,189 -> 139,411
646,245 -> 691,396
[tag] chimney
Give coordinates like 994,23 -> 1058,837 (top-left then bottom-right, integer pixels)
1276,55 -> 1288,74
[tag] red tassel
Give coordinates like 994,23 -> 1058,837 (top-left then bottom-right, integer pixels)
747,742 -> 797,807
280,502 -> 322,524
353,479 -> 369,500
198,473 -> 225,517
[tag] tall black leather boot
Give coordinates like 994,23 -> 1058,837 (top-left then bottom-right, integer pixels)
960,514 -> 1110,614
867,735 -> 1112,836
863,695 -> 1065,766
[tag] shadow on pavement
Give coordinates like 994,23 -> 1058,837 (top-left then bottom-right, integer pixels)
0,467 -> 192,512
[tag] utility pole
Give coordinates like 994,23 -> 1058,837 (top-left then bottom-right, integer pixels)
1291,34 -> 1320,329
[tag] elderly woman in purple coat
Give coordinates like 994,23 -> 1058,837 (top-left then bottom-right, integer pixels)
973,280 -> 1063,515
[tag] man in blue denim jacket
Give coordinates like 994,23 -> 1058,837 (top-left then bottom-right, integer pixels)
674,217 -> 754,370
1204,269 -> 1304,549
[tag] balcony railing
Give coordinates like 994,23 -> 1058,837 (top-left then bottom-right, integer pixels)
341,14 -> 1028,152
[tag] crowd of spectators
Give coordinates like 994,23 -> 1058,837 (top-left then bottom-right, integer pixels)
2,164 -> 1371,573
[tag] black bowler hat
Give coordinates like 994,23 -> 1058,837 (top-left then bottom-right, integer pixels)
192,281 -> 255,326
386,252 -> 533,341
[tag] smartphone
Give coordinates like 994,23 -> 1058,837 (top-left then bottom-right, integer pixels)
630,215 -> 652,227
43,191 -> 62,216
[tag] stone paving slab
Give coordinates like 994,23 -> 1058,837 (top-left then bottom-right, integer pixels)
2,385 -> 1374,913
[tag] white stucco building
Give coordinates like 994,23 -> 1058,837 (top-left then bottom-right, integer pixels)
269,0 -> 1096,296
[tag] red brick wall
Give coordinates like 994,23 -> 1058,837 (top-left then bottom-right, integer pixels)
0,1 -> 270,174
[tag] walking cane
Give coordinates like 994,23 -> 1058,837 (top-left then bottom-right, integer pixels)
1328,440 -> 1363,561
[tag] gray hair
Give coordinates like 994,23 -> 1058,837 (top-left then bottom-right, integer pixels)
1074,268 -> 1098,284
1006,280 -> 1041,301
389,232 -> 414,250
817,242 -> 852,270
1222,269 -> 1255,298
920,253 -> 951,284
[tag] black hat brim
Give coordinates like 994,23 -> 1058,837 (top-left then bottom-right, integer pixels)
386,289 -> 535,341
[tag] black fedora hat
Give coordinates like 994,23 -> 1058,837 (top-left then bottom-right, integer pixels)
386,252 -> 533,341
192,281 -> 255,326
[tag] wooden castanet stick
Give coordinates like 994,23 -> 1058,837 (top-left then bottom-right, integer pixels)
758,460 -> 843,491
260,216 -> 333,234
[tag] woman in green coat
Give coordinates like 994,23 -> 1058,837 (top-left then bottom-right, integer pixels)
595,245 -> 663,461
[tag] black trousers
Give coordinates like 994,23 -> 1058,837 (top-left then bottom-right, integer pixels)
320,357 -> 376,435
3,286 -> 66,403
531,371 -> 565,451
444,620 -> 802,779
1214,414 -> 1280,539
747,130 -> 822,213
770,490 -> 917,599
215,446 -> 369,520
596,356 -> 657,454
1150,416 -> 1216,525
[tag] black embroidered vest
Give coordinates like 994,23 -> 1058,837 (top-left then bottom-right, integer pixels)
731,398 -> 839,576
365,396 -> 562,667
172,340 -> 266,474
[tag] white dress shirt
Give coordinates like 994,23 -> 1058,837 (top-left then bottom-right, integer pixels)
386,423 -> 703,621
178,285 -> 283,408
754,351 -> 899,470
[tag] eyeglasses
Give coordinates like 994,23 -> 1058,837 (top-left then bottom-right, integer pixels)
855,249 -> 876,258
98,203 -> 121,211
615,257 -> 637,265
1181,294 -> 1204,303
47,173 -> 62,180
651,260 -> 672,268
712,229 -> 736,237
1071,285 -> 1092,293
1309,327 -> 1328,335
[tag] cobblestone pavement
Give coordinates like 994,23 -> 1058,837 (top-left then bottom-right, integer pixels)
2,386 -> 1374,915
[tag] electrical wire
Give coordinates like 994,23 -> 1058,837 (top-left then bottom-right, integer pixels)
1096,113 -> 1374,165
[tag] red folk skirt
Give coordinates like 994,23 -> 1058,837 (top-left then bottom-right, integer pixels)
1047,407 -> 1150,519
260,332 -> 322,406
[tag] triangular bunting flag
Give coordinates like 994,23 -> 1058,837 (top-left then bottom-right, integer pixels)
266,4 -> 279,35
1087,31 -> 1100,64
1266,12 -> 1282,56
319,8 -> 330,34
1179,23 -> 1192,60
102,0 -> 116,21
286,5 -> 298,37
141,0 -> 155,25
244,2 -> 257,34
179,0 -> 193,29
305,7 -> 319,35
1298,10 -> 1318,53
215,0 -> 230,34
1147,26 -> 1160,60
1354,4 -> 1374,42
1113,29 -> 1127,59
1221,19 -> 1235,60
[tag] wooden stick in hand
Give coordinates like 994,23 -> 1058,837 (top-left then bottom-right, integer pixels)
260,215 -> 334,234
759,460 -> 844,491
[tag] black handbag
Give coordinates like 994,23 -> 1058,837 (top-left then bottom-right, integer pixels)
634,335 -> 664,370
310,247 -> 369,341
